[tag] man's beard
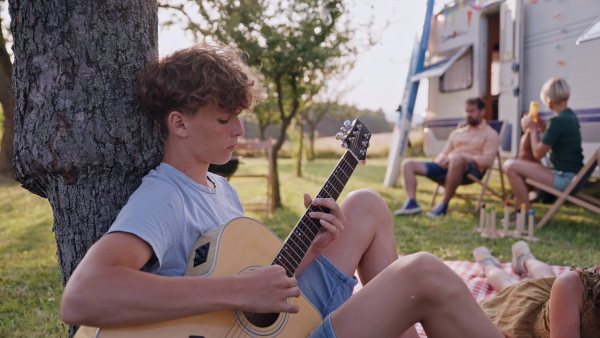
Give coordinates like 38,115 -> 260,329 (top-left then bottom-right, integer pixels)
467,119 -> 481,126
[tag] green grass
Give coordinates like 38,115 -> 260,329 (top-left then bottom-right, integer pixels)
0,179 -> 67,337
1,156 -> 599,336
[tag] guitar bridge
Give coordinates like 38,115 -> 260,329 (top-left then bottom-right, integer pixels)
193,242 -> 210,267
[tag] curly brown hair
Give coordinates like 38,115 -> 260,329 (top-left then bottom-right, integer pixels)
137,43 -> 264,137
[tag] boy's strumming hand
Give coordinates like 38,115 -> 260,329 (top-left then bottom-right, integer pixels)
237,265 -> 300,314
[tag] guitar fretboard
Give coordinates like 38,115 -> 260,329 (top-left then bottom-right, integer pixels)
272,150 -> 359,277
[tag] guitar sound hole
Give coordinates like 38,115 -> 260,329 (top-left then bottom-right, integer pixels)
243,311 -> 280,328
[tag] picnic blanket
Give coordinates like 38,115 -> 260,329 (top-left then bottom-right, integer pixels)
354,258 -> 570,338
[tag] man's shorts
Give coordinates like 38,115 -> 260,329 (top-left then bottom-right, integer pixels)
297,255 -> 357,338
423,160 -> 483,186
552,170 -> 577,192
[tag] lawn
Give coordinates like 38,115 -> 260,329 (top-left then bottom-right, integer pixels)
1,155 -> 599,337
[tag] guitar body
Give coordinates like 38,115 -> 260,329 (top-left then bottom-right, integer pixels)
77,120 -> 371,338
94,217 -> 322,338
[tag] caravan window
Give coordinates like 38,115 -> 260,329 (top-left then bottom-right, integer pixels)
440,47 -> 473,92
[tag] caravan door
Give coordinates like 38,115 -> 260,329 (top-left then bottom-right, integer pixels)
498,0 -> 523,158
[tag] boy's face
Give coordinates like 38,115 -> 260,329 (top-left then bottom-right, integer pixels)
183,102 -> 245,166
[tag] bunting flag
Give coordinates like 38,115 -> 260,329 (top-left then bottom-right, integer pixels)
459,0 -> 465,12
467,2 -> 483,11
467,10 -> 473,27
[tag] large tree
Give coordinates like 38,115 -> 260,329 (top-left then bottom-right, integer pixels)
9,3 -> 162,331
163,0 -> 358,207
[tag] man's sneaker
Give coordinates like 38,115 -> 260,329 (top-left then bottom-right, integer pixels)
394,199 -> 423,216
511,240 -> 535,276
425,202 -> 448,218
473,247 -> 502,269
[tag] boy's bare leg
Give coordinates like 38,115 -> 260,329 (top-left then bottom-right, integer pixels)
322,188 -> 418,336
330,252 -> 504,338
322,188 -> 399,284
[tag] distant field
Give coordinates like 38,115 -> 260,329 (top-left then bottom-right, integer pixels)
313,130 -> 424,158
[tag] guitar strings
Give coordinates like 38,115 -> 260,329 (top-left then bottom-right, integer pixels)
226,131 -> 364,336
252,151 -> 359,331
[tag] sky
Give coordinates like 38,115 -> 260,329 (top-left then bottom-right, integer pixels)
157,0 -> 450,124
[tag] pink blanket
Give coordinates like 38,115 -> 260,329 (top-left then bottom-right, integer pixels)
354,259 -> 570,337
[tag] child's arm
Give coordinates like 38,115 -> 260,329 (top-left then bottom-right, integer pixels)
549,270 -> 584,338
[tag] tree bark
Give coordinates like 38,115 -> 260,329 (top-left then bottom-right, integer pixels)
9,0 -> 161,295
0,24 -> 15,178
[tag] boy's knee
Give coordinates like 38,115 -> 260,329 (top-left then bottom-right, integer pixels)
345,188 -> 384,207
393,252 -> 442,282
396,252 -> 459,295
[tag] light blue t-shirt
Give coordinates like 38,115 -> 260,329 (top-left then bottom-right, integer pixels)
107,162 -> 244,276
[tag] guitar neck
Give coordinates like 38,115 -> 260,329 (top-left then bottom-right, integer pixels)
272,150 -> 360,277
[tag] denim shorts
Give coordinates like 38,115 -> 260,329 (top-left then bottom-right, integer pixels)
297,255 -> 358,338
552,170 -> 577,191
424,160 -> 483,186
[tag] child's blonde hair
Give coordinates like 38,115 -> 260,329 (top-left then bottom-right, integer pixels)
540,77 -> 570,106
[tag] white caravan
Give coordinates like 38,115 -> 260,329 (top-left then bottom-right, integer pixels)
417,0 -> 600,172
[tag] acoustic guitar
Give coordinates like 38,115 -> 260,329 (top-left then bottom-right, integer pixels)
81,119 -> 371,338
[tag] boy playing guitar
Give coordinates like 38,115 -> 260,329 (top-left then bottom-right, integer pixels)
61,43 -> 502,338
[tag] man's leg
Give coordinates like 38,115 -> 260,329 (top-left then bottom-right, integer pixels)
329,252 -> 503,338
502,159 -> 553,210
401,160 -> 427,201
441,154 -> 470,204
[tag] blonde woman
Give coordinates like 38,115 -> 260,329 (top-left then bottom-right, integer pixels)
502,77 -> 584,215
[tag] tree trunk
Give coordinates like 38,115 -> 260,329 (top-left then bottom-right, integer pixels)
9,0 -> 161,304
306,127 -> 316,161
294,121 -> 303,177
0,25 -> 15,178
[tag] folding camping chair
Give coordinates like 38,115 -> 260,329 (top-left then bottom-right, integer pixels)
525,147 -> 600,229
430,120 -> 507,211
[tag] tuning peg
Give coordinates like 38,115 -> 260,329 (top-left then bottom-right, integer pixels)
335,132 -> 345,140
344,120 -> 352,128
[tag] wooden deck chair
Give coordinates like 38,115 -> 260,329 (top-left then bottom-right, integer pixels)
525,147 -> 600,229
430,120 -> 507,211
230,138 -> 275,221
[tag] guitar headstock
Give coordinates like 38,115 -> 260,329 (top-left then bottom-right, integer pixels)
336,119 -> 370,161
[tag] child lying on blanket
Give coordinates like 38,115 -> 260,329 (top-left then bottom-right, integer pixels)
473,241 -> 600,338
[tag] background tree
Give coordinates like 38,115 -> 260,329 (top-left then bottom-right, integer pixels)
0,1 -> 15,178
162,0 -> 360,208
9,4 -> 161,336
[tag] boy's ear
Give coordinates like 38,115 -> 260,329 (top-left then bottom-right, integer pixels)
167,111 -> 188,137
